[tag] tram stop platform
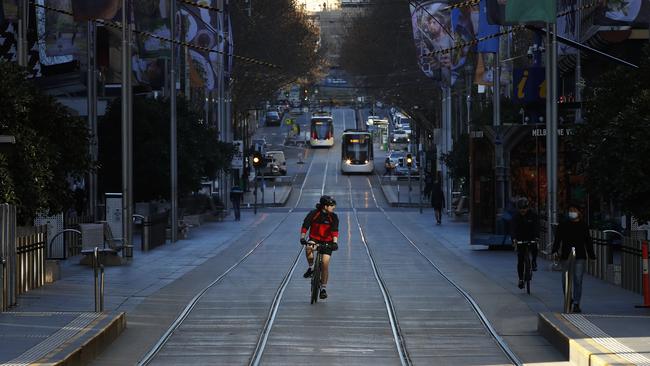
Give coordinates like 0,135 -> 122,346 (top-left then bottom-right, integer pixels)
0,311 -> 125,366
242,184 -> 292,207
539,312 -> 650,366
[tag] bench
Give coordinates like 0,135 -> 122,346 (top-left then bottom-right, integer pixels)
79,223 -> 124,266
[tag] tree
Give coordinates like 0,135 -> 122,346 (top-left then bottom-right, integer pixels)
440,134 -> 469,193
229,0 -> 324,117
572,47 -> 650,221
98,97 -> 234,202
0,61 -> 92,224
339,0 -> 440,131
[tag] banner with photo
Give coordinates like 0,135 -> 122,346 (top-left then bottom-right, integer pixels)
1,0 -> 18,25
451,3 -> 479,84
180,2 -> 222,91
410,0 -> 452,85
557,0 -> 577,55
477,0 -> 499,53
71,0 -> 121,21
36,0 -> 86,65
595,0 -> 650,26
132,0 -> 170,89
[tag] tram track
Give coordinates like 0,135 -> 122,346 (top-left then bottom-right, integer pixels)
137,150 -> 320,366
362,175 -> 523,366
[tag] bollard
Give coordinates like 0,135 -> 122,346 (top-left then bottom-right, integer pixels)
397,184 -> 400,206
636,240 -> 650,308
93,247 -> 100,312
273,184 -> 276,205
99,264 -> 105,312
563,248 -> 576,313
1,257 -> 6,311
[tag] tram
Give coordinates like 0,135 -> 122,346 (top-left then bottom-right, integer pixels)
341,130 -> 374,174
310,114 -> 334,147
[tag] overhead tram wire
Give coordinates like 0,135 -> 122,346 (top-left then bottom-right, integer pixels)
30,2 -> 279,69
177,0 -> 223,13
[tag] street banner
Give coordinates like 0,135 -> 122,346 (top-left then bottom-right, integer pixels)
410,1 -> 452,85
486,0 -> 515,25
180,2 -> 222,91
224,10 -> 234,75
513,67 -> 546,103
1,0 -> 18,25
132,0 -> 169,89
595,0 -> 650,26
477,0 -> 499,53
474,52 -> 494,85
71,0 -> 121,21
557,0 -> 578,55
451,3 -> 478,83
36,0 -> 86,65
505,0 -> 556,24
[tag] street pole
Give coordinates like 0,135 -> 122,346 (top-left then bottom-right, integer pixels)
87,21 -> 98,219
408,167 -> 412,205
121,0 -> 133,252
575,0 -> 582,123
17,0 -> 28,67
494,44 -> 505,223
170,0 -> 178,243
551,23 -> 559,227
254,170 -> 258,215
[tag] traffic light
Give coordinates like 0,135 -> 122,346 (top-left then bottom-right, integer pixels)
252,151 -> 264,169
406,154 -> 413,168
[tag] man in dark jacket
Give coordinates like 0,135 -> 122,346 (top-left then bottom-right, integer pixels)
511,197 -> 539,289
229,186 -> 244,221
552,204 -> 596,313
431,181 -> 445,225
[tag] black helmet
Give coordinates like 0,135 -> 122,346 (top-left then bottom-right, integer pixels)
516,197 -> 529,210
319,195 -> 336,207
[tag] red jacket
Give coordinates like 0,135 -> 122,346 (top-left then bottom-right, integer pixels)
301,209 -> 339,242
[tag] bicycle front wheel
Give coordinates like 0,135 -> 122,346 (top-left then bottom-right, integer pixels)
311,252 -> 321,304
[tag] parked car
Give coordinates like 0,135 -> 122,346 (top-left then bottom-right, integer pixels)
265,111 -> 281,126
264,150 -> 287,176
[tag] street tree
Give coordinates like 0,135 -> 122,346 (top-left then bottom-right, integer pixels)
229,0 -> 324,117
99,97 -> 234,202
0,61 -> 92,224
573,47 -> 650,221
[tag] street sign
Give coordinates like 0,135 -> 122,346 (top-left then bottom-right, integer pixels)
232,140 -> 243,169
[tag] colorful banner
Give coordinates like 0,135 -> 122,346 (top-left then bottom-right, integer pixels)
477,0 -> 499,53
180,3 -> 222,91
36,0 -> 86,65
475,52 -> 494,85
595,0 -> 650,26
410,1 -> 452,85
505,0 -> 556,24
557,0 -> 577,55
71,0 -> 121,21
451,3 -> 478,82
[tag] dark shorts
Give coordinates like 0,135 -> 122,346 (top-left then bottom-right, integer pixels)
308,240 -> 337,256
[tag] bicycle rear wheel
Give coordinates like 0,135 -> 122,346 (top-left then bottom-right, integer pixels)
311,252 -> 321,304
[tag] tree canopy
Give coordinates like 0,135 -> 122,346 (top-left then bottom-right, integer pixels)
99,97 -> 234,202
229,0 -> 324,115
573,47 -> 650,221
0,61 -> 92,224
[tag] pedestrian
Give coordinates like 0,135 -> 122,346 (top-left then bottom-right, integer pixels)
423,173 -> 433,201
431,181 -> 445,225
552,203 -> 596,313
230,186 -> 244,221
383,157 -> 393,176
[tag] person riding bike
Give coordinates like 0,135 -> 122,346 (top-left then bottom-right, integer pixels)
300,195 -> 339,299
511,197 -> 539,289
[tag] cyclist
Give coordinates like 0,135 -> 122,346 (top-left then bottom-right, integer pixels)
300,195 -> 339,299
511,197 -> 539,289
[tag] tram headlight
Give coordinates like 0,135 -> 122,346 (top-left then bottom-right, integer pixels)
345,159 -> 352,165
364,160 -> 369,164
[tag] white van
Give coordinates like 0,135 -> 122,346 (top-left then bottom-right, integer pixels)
264,150 -> 287,176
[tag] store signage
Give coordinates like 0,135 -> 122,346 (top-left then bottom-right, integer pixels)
531,128 -> 574,137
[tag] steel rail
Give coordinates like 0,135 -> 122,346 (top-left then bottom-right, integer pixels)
138,151 -> 317,366
364,176 -> 523,366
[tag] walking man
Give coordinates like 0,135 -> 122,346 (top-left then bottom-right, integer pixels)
431,180 -> 445,225
230,186 -> 244,221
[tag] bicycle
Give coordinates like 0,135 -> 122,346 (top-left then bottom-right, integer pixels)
515,240 -> 536,294
307,240 -> 328,304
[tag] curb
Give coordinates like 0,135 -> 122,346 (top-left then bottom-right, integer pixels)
538,312 -> 637,366
33,311 -> 126,366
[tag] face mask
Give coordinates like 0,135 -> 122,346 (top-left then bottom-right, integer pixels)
568,212 -> 579,220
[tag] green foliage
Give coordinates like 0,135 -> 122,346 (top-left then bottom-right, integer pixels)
0,61 -> 92,223
98,97 -> 234,202
440,134 -> 469,192
573,46 -> 650,221
230,0 -> 323,114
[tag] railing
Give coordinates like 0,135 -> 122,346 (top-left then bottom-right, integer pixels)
15,226 -> 46,295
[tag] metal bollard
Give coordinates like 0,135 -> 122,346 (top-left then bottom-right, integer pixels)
563,248 -> 576,313
273,184 -> 276,205
1,257 -> 6,311
397,184 -> 400,205
99,264 -> 105,312
93,247 -> 100,312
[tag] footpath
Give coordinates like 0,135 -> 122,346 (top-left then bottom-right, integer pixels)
0,211 -> 267,366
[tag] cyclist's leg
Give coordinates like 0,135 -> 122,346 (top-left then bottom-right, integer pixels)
305,246 -> 314,267
531,242 -> 539,268
321,253 -> 331,287
516,246 -> 525,281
